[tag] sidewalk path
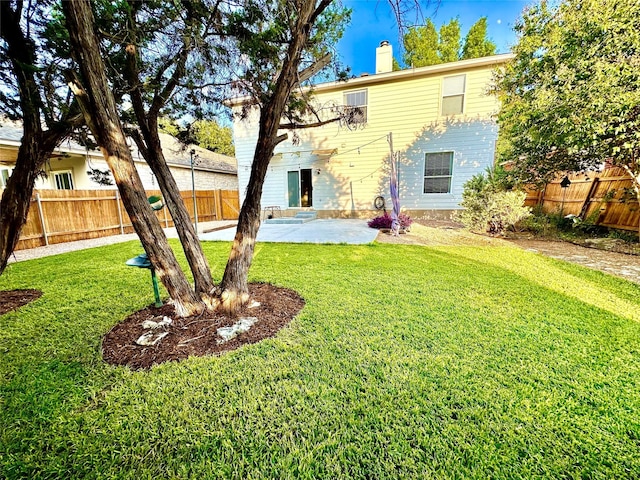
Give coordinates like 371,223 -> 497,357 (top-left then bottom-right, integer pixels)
9,221 -> 236,263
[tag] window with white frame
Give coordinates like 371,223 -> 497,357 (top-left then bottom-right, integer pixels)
344,89 -> 368,124
53,170 -> 74,190
442,74 -> 466,115
0,168 -> 12,188
424,152 -> 453,194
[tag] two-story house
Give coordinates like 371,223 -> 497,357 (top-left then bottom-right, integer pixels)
231,43 -> 513,219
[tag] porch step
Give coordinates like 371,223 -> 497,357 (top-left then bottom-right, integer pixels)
294,211 -> 317,219
264,211 -> 317,224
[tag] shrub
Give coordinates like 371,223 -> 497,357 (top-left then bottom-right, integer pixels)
456,170 -> 530,235
368,212 -> 413,229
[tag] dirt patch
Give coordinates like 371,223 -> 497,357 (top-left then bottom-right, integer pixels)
0,289 -> 42,315
103,283 -> 305,370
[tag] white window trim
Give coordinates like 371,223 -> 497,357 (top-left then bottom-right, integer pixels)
52,170 -> 75,190
343,88 -> 368,125
441,74 -> 466,116
423,151 -> 454,195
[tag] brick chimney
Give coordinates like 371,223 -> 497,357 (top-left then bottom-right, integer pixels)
376,40 -> 393,74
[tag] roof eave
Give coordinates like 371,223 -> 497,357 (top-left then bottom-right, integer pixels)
227,53 -> 515,106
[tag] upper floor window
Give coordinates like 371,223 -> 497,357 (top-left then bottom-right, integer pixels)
424,152 -> 453,194
53,170 -> 74,190
442,74 -> 466,115
344,89 -> 368,124
0,168 -> 12,188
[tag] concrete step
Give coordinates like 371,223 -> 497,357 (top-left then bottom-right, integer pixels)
294,211 -> 317,219
263,210 -> 317,224
264,216 -> 315,224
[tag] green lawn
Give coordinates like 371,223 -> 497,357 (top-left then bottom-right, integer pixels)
1,240 -> 640,479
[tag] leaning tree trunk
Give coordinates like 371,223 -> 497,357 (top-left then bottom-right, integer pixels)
63,0 -> 203,317
217,132 -> 279,312
125,40 -> 217,308
0,142 -> 46,275
133,128 -> 217,304
120,11 -> 217,305
0,2 -> 78,275
218,0 -> 329,313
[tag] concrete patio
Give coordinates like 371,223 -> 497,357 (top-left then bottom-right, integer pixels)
199,219 -> 379,245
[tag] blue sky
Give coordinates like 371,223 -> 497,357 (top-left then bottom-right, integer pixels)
337,0 -> 532,75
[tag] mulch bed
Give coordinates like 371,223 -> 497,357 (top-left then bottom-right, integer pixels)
103,283 -> 305,370
0,289 -> 43,315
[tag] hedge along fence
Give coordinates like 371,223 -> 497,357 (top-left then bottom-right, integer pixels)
13,188 -> 240,250
524,167 -> 640,232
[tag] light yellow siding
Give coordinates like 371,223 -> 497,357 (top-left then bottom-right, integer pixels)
233,55 -> 509,216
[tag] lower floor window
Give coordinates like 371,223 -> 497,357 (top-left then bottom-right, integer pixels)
0,168 -> 12,188
424,152 -> 453,194
53,170 -> 74,190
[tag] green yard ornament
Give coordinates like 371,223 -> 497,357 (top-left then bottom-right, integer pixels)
124,196 -> 165,307
126,253 -> 162,308
148,195 -> 164,211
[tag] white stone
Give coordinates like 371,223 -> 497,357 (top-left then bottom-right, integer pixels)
159,316 -> 173,327
216,317 -> 258,344
142,320 -> 159,329
135,331 -> 169,346
248,301 -> 261,309
141,316 -> 172,330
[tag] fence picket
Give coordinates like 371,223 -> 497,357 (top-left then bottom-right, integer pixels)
12,189 -> 239,251
526,168 -> 639,231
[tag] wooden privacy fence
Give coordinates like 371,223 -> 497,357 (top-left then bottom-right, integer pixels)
15,189 -> 240,250
524,167 -> 639,232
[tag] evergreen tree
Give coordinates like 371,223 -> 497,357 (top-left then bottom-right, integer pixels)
403,20 -> 439,67
438,18 -> 461,63
402,16 -> 496,69
461,17 -> 496,59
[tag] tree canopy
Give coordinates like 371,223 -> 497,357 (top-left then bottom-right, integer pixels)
402,16 -> 496,68
403,19 -> 440,67
160,119 -> 235,157
461,17 -> 496,59
494,0 -> 640,195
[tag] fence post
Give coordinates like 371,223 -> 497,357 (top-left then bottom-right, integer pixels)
163,202 -> 169,227
579,177 -> 599,219
115,189 -> 125,234
35,193 -> 49,246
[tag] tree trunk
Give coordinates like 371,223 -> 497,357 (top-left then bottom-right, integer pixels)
218,1 -> 330,313
63,0 -> 203,317
121,4 -> 217,305
131,127 -> 217,304
0,2 -> 78,275
0,142 -> 46,275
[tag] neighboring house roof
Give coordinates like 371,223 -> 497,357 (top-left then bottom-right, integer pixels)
148,133 -> 237,175
0,120 -> 237,175
228,53 -> 515,106
0,121 -> 23,144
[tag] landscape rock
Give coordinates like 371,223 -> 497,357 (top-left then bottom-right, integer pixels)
136,330 -> 169,346
141,316 -> 173,330
217,317 -> 258,344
